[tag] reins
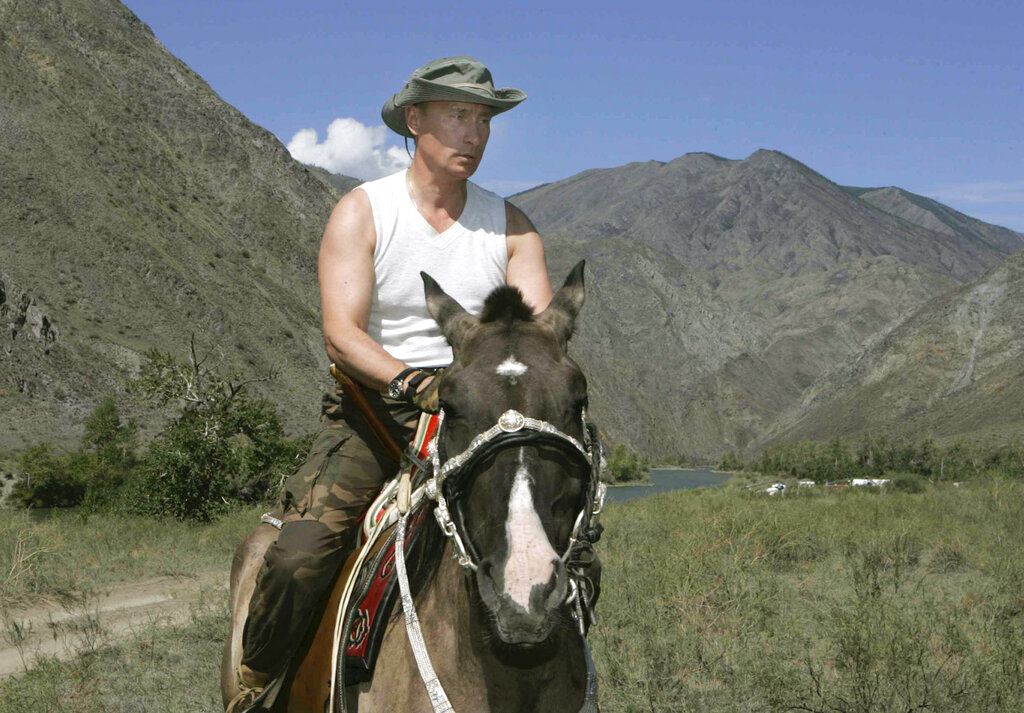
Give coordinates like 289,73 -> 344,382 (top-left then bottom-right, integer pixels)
388,406 -> 605,713
327,369 -> 605,713
330,365 -> 404,463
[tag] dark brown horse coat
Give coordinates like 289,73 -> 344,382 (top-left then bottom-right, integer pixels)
222,262 -> 596,712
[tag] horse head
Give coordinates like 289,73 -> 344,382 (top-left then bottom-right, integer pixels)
421,261 -> 591,648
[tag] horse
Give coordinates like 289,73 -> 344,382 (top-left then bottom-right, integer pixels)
222,261 -> 603,712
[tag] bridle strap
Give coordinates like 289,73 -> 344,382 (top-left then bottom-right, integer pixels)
394,509 -> 599,713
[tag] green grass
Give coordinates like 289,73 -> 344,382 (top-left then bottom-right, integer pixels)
592,478 -> 1024,712
0,506 -> 263,608
0,590 -> 229,713
3,481 -> 1024,712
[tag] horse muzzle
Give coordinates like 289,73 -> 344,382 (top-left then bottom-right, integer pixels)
475,554 -> 569,645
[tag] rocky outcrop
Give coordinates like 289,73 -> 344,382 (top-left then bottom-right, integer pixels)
1,275 -> 60,346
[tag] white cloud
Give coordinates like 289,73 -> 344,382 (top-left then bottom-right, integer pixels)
931,180 -> 1024,205
287,118 -> 411,180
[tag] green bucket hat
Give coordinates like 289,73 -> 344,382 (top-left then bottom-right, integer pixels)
381,56 -> 526,138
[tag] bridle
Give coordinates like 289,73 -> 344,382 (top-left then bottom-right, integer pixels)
426,407 -> 607,584
389,406 -> 606,713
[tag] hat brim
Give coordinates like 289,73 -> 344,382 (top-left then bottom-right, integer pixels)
381,78 -> 526,138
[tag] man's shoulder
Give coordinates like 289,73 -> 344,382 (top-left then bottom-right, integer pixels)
357,169 -> 406,196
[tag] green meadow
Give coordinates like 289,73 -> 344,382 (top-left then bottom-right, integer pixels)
2,476 -> 1023,712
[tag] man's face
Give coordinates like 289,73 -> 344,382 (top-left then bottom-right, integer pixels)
407,101 -> 493,179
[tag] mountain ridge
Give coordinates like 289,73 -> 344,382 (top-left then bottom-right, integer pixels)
2,0 -> 1021,460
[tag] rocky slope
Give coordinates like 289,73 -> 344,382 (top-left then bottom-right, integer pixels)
847,186 -> 1024,255
2,0 -> 1021,460
0,0 -> 358,449
516,152 -> 1023,457
759,247 -> 1024,446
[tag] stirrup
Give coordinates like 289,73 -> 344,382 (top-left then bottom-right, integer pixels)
226,665 -> 268,713
226,688 -> 262,713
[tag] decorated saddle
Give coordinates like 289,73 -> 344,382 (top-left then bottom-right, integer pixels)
334,412 -> 440,684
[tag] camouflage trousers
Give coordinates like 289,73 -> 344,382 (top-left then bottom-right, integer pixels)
241,388 -> 419,686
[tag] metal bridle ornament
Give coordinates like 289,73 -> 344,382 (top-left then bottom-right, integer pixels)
394,407 -> 606,713
428,408 -> 606,575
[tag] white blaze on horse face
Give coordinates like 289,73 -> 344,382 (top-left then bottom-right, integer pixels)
503,451 -> 557,611
495,355 -> 528,381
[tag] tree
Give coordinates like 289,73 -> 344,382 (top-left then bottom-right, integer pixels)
718,450 -> 743,472
82,397 -> 137,466
607,443 -> 648,482
124,337 -> 298,520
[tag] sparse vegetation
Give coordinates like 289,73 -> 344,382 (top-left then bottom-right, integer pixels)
9,343 -> 311,521
3,478 -> 1024,711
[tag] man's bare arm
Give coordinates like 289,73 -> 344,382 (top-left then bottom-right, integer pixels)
319,189 -> 410,392
505,202 -> 553,313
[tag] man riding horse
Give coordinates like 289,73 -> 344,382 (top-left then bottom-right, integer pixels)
229,56 -> 578,712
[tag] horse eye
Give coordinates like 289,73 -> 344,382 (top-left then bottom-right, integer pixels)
567,396 -> 588,416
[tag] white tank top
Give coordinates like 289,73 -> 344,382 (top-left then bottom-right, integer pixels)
358,169 -> 509,367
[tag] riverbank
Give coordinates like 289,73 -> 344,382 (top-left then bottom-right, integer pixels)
605,467 -> 732,503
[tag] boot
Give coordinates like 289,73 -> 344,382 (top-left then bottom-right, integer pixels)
225,664 -> 271,713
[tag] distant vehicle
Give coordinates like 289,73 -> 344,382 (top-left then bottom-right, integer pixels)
765,482 -> 787,495
798,480 -> 816,487
851,478 -> 890,487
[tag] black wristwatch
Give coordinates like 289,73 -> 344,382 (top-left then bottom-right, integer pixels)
385,367 -> 420,400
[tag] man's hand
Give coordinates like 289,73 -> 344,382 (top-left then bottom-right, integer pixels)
409,369 -> 444,414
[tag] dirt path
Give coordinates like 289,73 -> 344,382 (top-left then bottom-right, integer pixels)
0,570 -> 228,679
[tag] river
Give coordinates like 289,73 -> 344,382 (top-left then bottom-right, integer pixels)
604,467 -> 731,504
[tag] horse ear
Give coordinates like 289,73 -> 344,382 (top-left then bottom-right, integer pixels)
421,272 -> 478,348
538,260 -> 585,348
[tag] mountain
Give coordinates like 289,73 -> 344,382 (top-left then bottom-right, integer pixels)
846,186 -> 1024,256
2,0 -> 1021,460
515,152 -> 1023,458
0,0 -> 356,449
759,247 -> 1024,446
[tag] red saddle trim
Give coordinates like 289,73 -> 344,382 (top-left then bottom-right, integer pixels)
342,413 -> 439,679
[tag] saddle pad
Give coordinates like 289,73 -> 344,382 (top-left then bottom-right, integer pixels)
342,500 -> 432,682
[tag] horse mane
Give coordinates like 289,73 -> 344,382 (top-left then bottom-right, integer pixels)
480,286 -> 534,327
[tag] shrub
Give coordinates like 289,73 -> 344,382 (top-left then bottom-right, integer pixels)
607,443 -> 648,483
891,474 -> 925,494
122,343 -> 305,520
10,443 -> 86,508
718,450 -> 743,471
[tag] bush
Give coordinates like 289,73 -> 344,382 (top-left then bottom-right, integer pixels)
891,474 -> 926,494
607,443 -> 648,483
718,450 -> 743,471
122,343 -> 305,520
80,398 -> 138,509
10,443 -> 86,508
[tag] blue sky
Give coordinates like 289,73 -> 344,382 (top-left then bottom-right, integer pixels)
124,0 -> 1024,230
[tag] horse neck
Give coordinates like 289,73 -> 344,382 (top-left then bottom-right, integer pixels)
412,541 -> 590,713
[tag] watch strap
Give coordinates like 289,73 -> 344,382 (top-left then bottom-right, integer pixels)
386,366 -> 421,399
